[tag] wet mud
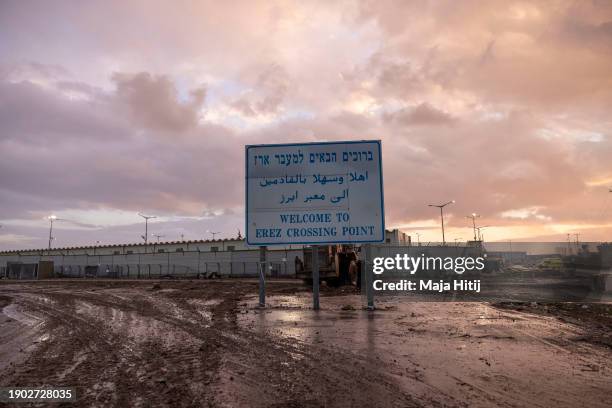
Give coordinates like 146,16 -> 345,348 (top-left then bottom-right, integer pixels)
0,280 -> 610,407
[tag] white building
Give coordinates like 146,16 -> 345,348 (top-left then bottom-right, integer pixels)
0,230 -> 411,279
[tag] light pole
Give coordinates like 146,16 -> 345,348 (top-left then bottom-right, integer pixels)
47,215 -> 60,249
153,234 -> 164,243
138,213 -> 157,250
466,213 -> 480,241
428,200 -> 455,245
207,230 -> 221,240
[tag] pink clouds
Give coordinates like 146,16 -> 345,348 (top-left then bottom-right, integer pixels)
112,72 -> 206,132
0,1 -> 611,249
383,103 -> 456,126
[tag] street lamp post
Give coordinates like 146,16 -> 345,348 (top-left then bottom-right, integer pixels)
466,213 -> 480,241
428,200 -> 455,245
47,215 -> 58,249
138,213 -> 157,252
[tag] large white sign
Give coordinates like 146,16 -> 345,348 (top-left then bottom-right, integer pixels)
245,140 -> 385,245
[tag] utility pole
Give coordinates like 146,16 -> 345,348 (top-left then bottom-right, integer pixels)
428,200 -> 455,245
138,213 -> 157,252
466,213 -> 480,241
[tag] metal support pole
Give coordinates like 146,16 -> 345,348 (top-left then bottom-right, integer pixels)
312,245 -> 320,310
364,244 -> 374,310
440,207 -> 445,245
259,246 -> 266,307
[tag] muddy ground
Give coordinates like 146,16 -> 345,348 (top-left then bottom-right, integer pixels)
0,280 -> 610,407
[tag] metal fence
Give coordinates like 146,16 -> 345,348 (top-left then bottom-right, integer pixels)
0,248 -> 304,279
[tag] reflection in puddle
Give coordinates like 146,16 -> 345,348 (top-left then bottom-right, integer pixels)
238,294 -> 371,347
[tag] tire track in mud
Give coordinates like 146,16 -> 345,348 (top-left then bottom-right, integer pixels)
1,292 -> 148,406
0,282 -> 458,407
0,287 -> 221,407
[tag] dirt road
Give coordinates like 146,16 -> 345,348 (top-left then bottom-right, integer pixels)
0,280 -> 610,407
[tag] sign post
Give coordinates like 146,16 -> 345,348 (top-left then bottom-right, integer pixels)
364,243 -> 374,310
259,246 -> 266,307
312,246 -> 320,310
245,140 -> 385,310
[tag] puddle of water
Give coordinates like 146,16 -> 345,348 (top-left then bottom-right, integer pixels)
239,294 -> 367,343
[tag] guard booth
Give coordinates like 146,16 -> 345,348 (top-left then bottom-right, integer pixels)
38,261 -> 54,279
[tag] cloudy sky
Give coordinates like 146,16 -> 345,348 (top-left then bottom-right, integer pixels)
1,0 -> 611,250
